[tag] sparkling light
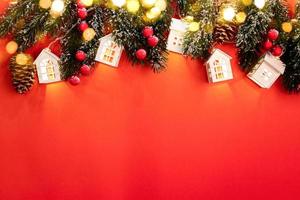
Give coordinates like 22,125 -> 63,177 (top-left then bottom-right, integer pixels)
254,0 -> 265,9
223,7 -> 236,22
112,0 -> 126,7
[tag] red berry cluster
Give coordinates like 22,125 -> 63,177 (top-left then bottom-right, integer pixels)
70,0 -> 92,85
262,29 -> 283,57
135,26 -> 160,60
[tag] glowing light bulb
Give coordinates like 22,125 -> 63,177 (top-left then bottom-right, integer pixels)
254,0 -> 265,9
112,0 -> 126,7
223,7 -> 236,22
50,0 -> 65,17
146,7 -> 161,19
126,0 -> 140,13
142,0 -> 156,9
80,0 -> 94,7
189,22 -> 200,32
154,0 -> 167,11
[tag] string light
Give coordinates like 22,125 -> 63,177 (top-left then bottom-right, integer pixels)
223,7 -> 236,22
126,0 -> 140,13
80,0 -> 94,7
154,0 -> 167,11
112,0 -> 126,7
50,0 -> 65,18
141,0 -> 156,9
254,0 -> 265,9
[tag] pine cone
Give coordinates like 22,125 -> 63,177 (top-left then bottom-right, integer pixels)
9,54 -> 35,94
213,23 -> 237,44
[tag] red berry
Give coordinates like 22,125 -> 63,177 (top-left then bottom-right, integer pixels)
142,26 -> 154,38
272,45 -> 283,57
147,36 -> 159,47
80,64 -> 91,76
263,40 -> 273,50
136,49 -> 147,60
268,29 -> 279,41
77,8 -> 87,19
78,21 -> 89,32
76,50 -> 86,61
69,76 -> 81,85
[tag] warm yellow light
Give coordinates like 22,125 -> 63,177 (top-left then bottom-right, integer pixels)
141,0 -> 156,9
83,28 -> 96,41
6,41 -> 18,54
50,0 -> 65,17
223,7 -> 236,22
254,0 -> 265,9
154,0 -> 167,11
242,0 -> 253,6
39,0 -> 52,9
188,22 -> 200,32
146,7 -> 161,19
126,0 -> 140,13
235,12 -> 247,24
112,0 -> 126,7
16,53 -> 30,66
81,0 -> 94,7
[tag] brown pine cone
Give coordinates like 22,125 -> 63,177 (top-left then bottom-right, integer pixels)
213,23 -> 238,44
9,54 -> 35,94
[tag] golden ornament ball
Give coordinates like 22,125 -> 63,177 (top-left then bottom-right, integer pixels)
16,53 -> 31,65
242,0 -> 253,6
39,0 -> 52,9
6,41 -> 18,55
236,12 -> 247,24
83,28 -> 96,41
146,7 -> 161,20
282,22 -> 293,33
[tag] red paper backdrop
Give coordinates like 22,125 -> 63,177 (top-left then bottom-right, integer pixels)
1,1 -> 300,200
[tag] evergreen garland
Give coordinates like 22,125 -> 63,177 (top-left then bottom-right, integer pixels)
183,0 -> 216,59
112,3 -> 172,72
60,4 -> 108,79
236,6 -> 272,71
282,1 -> 300,92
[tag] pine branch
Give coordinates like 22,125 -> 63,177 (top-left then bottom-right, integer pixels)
112,4 -> 172,72
60,5 -> 107,79
236,9 -> 272,71
183,0 -> 216,59
0,0 -> 39,37
15,10 -> 49,51
281,26 -> 300,92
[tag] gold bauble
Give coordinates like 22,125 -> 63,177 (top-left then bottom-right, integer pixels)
6,41 -> 18,55
39,0 -> 52,9
235,12 -> 247,24
242,0 -> 253,6
16,53 -> 31,65
83,28 -> 96,41
282,22 -> 293,33
183,16 -> 194,23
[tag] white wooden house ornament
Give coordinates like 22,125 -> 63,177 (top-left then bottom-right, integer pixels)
34,48 -> 61,84
95,33 -> 123,67
247,53 -> 286,89
167,18 -> 188,54
205,49 -> 233,83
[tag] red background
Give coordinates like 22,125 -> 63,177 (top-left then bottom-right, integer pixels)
1,1 -> 300,199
